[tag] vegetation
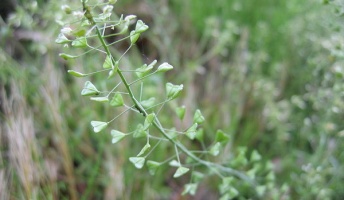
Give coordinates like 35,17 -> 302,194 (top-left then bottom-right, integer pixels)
0,0 -> 343,199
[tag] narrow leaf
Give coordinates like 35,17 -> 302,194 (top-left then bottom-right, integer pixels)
124,15 -> 136,21
156,62 -> 173,73
110,93 -> 124,107
59,53 -> 77,60
90,121 -> 108,133
129,157 -> 145,169
68,70 -> 87,77
137,143 -> 151,157
148,60 -> 157,68
81,81 -> 100,96
173,166 -> 189,178
90,96 -> 109,102
111,130 -> 126,144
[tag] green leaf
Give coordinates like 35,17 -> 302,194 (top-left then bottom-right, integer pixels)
81,81 -> 100,96
137,143 -> 151,157
195,128 -> 204,142
192,171 -> 204,182
108,61 -> 119,78
55,33 -> 70,44
72,29 -> 86,37
124,14 -> 136,22
146,160 -> 161,175
169,160 -> 180,167
193,109 -> 205,124
215,129 -> 230,144
182,183 -> 198,196
210,142 -> 221,156
232,148 -> 248,167
108,69 -> 115,78
220,191 -> 238,200
166,83 -> 183,100
71,37 -> 87,48
219,177 -> 234,194
135,20 -> 149,34
148,60 -> 157,68
133,124 -> 147,138
186,123 -> 198,140
256,185 -> 266,197
68,70 -> 87,77
228,187 -> 239,198
167,128 -> 178,140
90,121 -> 108,133
175,105 -> 185,120
135,63 -> 153,78
103,55 -> 113,69
90,96 -> 109,102
81,20 -> 91,27
145,113 -> 155,124
110,93 -> 124,107
266,171 -> 275,182
59,53 -> 77,60
140,97 -> 156,108
130,30 -> 140,44
111,130 -> 126,144
250,150 -> 262,162
173,166 -> 190,178
156,62 -> 173,73
129,157 -> 145,169
143,113 -> 155,130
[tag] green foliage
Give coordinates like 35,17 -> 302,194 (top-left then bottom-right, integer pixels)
1,0 -> 343,199
56,0 -> 271,198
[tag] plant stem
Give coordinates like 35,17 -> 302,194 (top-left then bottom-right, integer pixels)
84,2 -> 253,185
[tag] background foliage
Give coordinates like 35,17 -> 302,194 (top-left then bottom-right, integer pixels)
0,0 -> 343,199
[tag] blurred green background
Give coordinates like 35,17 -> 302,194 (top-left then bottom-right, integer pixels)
1,0 -> 343,199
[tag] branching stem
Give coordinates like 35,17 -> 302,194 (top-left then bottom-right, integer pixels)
82,1 -> 254,185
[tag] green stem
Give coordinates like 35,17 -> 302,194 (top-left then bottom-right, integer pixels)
83,2 -> 253,185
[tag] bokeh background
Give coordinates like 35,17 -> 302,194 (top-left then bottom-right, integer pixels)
1,0 -> 343,199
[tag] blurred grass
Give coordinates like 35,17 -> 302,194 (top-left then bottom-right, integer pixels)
1,0 -> 343,199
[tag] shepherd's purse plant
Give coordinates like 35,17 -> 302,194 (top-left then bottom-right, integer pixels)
56,0 -> 276,198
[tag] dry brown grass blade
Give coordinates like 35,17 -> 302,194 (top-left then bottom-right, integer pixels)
40,53 -> 78,200
1,81 -> 41,199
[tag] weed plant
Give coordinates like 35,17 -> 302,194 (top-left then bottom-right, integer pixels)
1,0 -> 343,199
55,0 -> 277,199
